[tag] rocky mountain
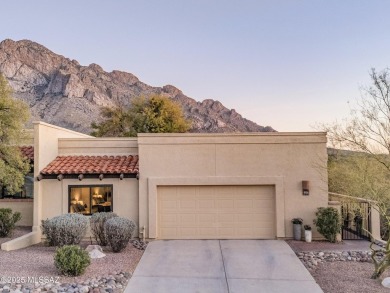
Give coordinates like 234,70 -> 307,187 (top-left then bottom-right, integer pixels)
0,39 -> 275,134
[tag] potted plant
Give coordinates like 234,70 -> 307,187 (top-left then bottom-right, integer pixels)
291,218 -> 303,240
304,225 -> 312,242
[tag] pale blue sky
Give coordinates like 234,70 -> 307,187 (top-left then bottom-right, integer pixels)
1,1 -> 390,131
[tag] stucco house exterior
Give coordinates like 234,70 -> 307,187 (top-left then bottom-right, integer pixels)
2,121 -> 334,250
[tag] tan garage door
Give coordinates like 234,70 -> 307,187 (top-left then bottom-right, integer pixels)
157,185 -> 275,239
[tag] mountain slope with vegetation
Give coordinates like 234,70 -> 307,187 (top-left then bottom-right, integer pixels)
0,39 -> 274,134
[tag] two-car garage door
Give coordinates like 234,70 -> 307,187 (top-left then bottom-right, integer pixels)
157,185 -> 275,239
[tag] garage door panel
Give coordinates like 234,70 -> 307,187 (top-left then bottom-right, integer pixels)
217,199 -> 235,209
198,214 -> 217,226
253,199 -> 274,209
199,227 -> 218,237
179,227 -> 198,237
161,200 -> 178,209
160,227 -> 177,238
179,214 -> 197,225
179,200 -> 197,209
177,187 -> 196,196
253,213 -> 276,222
161,214 -> 177,224
218,227 -> 236,236
158,185 -> 275,239
198,199 -> 215,209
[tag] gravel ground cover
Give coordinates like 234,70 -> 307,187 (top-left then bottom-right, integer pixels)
287,240 -> 390,293
0,228 -> 144,292
0,226 -> 32,246
312,261 -> 390,293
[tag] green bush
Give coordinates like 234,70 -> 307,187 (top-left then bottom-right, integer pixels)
105,217 -> 136,252
90,212 -> 118,246
0,208 -> 22,237
54,245 -> 90,276
41,214 -> 88,246
313,207 -> 341,243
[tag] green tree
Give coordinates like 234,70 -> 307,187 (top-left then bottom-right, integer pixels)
323,68 -> 390,279
328,152 -> 390,202
91,95 -> 191,137
0,74 -> 30,194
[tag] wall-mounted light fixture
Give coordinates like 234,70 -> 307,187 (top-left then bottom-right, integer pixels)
302,180 -> 309,196
78,174 -> 84,181
99,174 -> 104,181
57,174 -> 64,181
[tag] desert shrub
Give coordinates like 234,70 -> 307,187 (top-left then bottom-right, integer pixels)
41,214 -> 88,246
105,217 -> 136,252
313,207 -> 341,243
54,245 -> 90,276
90,212 -> 118,246
0,208 -> 22,237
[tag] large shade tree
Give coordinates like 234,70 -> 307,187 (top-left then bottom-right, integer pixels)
91,95 -> 191,137
0,74 -> 30,194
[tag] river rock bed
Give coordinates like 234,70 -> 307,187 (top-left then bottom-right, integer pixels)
297,250 -> 385,270
0,272 -> 131,293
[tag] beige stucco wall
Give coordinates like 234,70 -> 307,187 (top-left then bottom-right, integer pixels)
58,138 -> 138,155
138,132 -> 328,239
31,123 -> 139,243
0,199 -> 33,226
33,122 -> 92,235
40,178 -> 139,236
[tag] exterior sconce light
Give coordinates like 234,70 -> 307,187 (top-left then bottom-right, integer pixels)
78,174 -> 84,181
99,174 -> 104,181
57,174 -> 64,181
302,181 -> 309,196
136,173 -> 139,180
36,174 -> 43,181
119,173 -> 124,180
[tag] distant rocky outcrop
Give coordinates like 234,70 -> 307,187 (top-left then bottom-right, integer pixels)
0,39 -> 275,134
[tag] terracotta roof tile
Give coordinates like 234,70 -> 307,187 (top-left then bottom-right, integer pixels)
40,155 -> 139,175
20,146 -> 34,161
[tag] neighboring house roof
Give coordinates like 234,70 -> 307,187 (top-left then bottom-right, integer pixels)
40,155 -> 139,175
20,146 -> 34,161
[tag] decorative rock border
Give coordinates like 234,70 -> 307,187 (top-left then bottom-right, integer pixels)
0,240 -> 149,293
0,272 -> 131,293
297,250 -> 385,270
131,240 -> 148,251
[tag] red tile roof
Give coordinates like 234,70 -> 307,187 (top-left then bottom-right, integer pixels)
20,146 -> 34,161
40,155 -> 139,175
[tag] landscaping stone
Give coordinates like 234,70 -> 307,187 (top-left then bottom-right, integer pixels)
382,277 -> 390,288
131,240 -> 148,250
297,250 -> 382,270
0,272 -> 132,293
86,245 -> 106,259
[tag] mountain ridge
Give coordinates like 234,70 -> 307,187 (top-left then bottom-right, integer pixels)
0,39 -> 275,134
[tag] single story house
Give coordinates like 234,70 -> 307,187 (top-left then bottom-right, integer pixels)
2,121 -> 338,250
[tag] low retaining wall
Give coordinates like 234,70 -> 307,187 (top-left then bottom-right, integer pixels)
0,199 -> 33,226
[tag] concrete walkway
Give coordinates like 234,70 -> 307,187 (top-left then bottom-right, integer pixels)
124,240 -> 323,293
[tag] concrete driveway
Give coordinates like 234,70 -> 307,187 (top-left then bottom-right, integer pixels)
124,240 -> 323,293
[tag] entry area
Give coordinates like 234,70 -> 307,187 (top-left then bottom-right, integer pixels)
157,185 -> 275,239
125,240 -> 323,293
